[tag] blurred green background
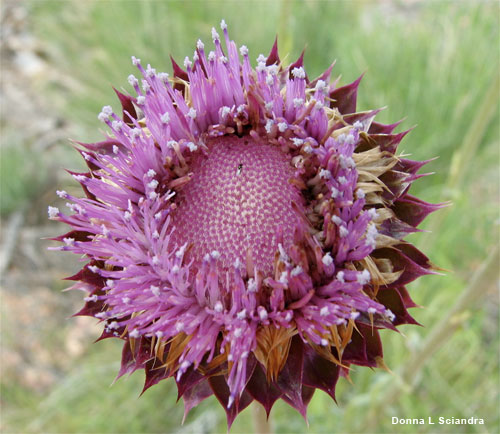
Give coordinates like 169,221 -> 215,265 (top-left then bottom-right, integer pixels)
1,0 -> 498,433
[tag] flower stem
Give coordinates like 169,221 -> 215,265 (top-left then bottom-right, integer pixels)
278,0 -> 293,57
252,402 -> 273,434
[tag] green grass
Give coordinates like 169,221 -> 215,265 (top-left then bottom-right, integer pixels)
4,0 -> 499,433
0,145 -> 46,216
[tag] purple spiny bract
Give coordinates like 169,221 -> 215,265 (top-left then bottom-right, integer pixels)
49,21 -> 442,428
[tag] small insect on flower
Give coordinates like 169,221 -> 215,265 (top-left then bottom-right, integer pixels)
49,21 -> 444,428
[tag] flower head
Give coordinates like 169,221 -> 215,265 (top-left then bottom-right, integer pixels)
50,22 -> 442,427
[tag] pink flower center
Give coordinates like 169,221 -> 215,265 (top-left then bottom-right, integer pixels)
171,135 -> 303,275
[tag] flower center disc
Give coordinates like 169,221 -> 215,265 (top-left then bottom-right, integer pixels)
171,135 -> 303,275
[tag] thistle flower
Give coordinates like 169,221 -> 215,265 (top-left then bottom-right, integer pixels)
50,22 -> 442,427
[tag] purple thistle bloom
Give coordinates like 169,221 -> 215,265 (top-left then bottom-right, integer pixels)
50,21 -> 442,427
